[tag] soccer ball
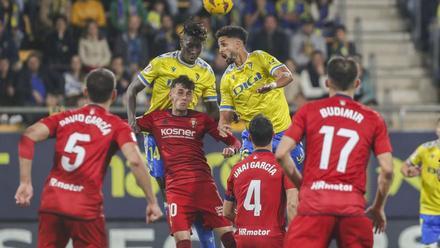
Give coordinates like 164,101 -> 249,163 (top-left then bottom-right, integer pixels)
203,0 -> 233,15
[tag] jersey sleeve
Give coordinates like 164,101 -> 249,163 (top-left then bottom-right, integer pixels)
407,145 -> 424,166
39,113 -> 63,137
372,115 -> 393,156
219,75 -> 235,112
114,122 -> 137,148
136,113 -> 153,132
283,173 -> 295,190
257,50 -> 285,76
202,70 -> 218,102
137,57 -> 160,87
225,171 -> 236,202
284,105 -> 307,143
205,114 -> 241,150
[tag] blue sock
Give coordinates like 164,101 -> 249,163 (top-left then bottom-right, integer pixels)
194,219 -> 216,248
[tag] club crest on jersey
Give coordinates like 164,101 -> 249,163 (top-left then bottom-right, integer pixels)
171,66 -> 176,72
232,73 -> 262,96
195,73 -> 200,81
190,118 -> 197,128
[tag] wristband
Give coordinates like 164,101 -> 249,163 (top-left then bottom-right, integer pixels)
268,82 -> 277,89
18,135 -> 35,160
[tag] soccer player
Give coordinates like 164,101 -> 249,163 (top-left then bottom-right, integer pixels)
401,118 -> 440,248
126,19 -> 219,247
224,114 -> 295,248
275,57 -> 394,247
14,68 -> 163,247
215,25 -> 304,168
136,75 -> 239,248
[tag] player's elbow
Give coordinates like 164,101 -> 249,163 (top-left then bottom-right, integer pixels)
223,209 -> 234,221
275,149 -> 286,164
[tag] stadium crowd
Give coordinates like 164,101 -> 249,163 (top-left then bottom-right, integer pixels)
0,0 -> 376,121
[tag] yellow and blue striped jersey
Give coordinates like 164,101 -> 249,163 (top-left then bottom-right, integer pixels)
138,51 -> 218,114
219,50 -> 291,133
407,139 -> 440,215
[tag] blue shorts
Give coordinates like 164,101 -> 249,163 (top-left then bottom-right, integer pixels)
144,133 -> 164,178
420,214 -> 440,245
240,130 -> 304,171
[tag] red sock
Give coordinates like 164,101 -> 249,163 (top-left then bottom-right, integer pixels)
176,239 -> 191,248
221,231 -> 236,248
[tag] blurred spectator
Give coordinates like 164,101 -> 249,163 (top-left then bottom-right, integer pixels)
71,0 -> 106,28
299,50 -> 328,100
283,58 -> 307,109
110,0 -> 147,33
0,0 -> 26,48
114,15 -> 149,69
78,20 -> 111,70
327,25 -> 356,58
244,0 -> 276,30
250,15 -> 289,62
290,18 -> 327,68
146,1 -> 166,30
353,54 -> 377,105
16,52 -> 62,106
45,15 -> 76,73
63,55 -> 84,106
198,14 -> 216,63
151,14 -> 179,57
167,0 -> 202,24
311,0 -> 338,31
110,56 -> 131,104
39,0 -> 72,30
0,56 -> 17,106
275,0 -> 301,31
0,20 -> 18,66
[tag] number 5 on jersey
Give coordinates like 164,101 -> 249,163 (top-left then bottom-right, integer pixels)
61,132 -> 91,172
244,180 -> 262,216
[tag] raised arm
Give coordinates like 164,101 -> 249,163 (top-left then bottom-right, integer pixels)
15,122 -> 51,207
366,152 -> 393,234
275,136 -> 302,189
218,110 -> 234,138
121,142 -> 163,223
127,77 -> 147,132
205,101 -> 219,121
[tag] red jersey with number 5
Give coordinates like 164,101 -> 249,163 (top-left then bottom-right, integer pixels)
225,150 -> 294,236
38,104 -> 136,220
284,95 -> 392,216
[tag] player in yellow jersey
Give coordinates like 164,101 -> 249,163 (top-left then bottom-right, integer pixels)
215,25 -> 304,169
126,20 -> 220,248
401,118 -> 440,248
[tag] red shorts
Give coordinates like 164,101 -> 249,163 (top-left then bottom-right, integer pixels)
235,232 -> 283,248
38,212 -> 107,248
166,181 -> 231,234
284,215 -> 373,248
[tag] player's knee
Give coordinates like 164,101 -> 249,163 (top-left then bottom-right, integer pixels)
174,230 -> 191,243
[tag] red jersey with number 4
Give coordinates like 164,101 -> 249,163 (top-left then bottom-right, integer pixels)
284,95 -> 392,216
38,104 -> 136,220
137,110 -> 240,191
226,150 -> 294,236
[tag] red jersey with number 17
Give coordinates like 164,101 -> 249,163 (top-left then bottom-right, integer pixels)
284,95 -> 392,216
38,104 -> 136,220
225,150 -> 294,237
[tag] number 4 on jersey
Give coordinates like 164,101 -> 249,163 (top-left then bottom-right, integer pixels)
244,180 -> 262,216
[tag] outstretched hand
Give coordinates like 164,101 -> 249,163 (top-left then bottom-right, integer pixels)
218,124 -> 232,138
146,203 -> 163,224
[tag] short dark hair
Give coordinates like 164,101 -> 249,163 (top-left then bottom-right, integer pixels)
215,25 -> 248,45
85,68 -> 116,103
249,114 -> 273,147
170,75 -> 195,91
182,19 -> 207,42
327,56 -> 358,91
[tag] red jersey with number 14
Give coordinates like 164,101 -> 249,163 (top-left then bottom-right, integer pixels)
38,105 -> 136,220
284,95 -> 392,216
226,150 -> 294,237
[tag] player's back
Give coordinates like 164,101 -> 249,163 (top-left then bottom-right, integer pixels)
39,104 -> 135,219
228,150 -> 290,236
292,95 -> 391,216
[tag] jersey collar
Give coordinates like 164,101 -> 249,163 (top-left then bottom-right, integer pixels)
334,93 -> 353,100
177,51 -> 196,68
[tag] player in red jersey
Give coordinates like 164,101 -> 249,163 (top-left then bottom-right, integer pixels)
15,69 -> 163,248
275,57 -> 394,248
224,114 -> 295,248
136,75 -> 240,248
